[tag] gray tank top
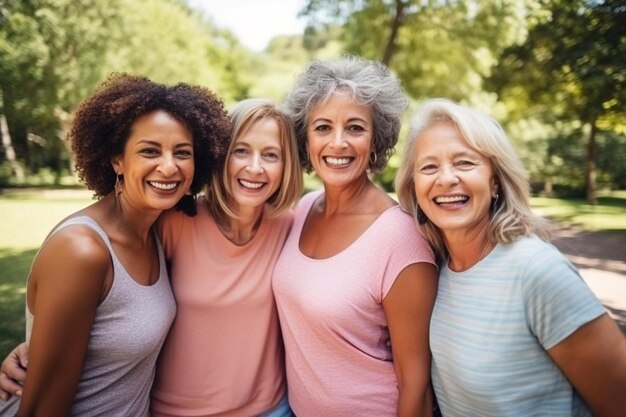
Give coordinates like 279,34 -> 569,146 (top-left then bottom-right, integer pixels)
2,216 -> 176,416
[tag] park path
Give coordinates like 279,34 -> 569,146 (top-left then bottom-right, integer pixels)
549,222 -> 626,336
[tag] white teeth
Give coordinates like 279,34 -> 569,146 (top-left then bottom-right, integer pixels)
150,181 -> 177,190
435,195 -> 468,204
325,156 -> 351,166
240,179 -> 264,189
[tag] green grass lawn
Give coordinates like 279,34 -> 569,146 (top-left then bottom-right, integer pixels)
0,189 -> 624,360
531,190 -> 626,240
0,189 -> 93,358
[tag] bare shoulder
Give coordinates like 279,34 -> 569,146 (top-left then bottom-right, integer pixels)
29,224 -> 112,297
37,224 -> 110,266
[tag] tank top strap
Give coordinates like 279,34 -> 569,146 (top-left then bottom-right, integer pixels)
49,216 -> 166,279
49,216 -> 121,265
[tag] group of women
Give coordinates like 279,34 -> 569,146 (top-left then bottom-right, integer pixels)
0,56 -> 625,417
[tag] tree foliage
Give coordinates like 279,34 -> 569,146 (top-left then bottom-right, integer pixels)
490,0 -> 626,202
0,0 -> 123,174
0,0 -> 253,179
300,0 -> 534,100
1,0 -> 624,195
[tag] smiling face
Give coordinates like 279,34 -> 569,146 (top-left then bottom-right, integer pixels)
306,93 -> 373,189
226,117 -> 284,212
111,110 -> 194,215
412,121 -> 497,239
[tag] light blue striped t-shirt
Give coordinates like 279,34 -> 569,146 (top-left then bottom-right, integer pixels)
431,235 -> 605,417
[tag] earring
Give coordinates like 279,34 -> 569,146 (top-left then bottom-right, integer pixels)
114,173 -> 123,201
369,151 -> 378,166
416,204 -> 428,225
490,193 -> 500,216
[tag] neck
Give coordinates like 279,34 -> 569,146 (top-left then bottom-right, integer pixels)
444,222 -> 495,272
321,176 -> 378,215
105,193 -> 158,244
217,204 -> 265,246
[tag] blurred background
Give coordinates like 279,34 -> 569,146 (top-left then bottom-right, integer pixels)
1,0 -> 625,356
1,0 -> 624,199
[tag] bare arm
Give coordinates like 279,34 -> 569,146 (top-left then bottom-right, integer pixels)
383,262 -> 438,417
0,342 -> 28,400
17,227 -> 109,417
548,313 -> 626,417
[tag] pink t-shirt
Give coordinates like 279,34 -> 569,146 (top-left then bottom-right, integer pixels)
151,197 -> 293,417
272,191 -> 435,417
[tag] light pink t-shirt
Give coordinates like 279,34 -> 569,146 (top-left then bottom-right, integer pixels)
150,197 -> 292,417
272,191 -> 435,417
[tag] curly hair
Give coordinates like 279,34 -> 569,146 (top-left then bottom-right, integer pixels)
395,98 -> 550,262
285,56 -> 408,173
69,73 -> 231,215
205,98 -> 303,222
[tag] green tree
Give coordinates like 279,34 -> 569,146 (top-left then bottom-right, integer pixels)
0,0 -> 254,181
299,0 -> 533,100
0,0 -> 122,176
298,0 -> 538,190
490,0 -> 626,203
103,0 -> 253,103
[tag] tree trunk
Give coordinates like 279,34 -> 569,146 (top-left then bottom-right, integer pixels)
585,119 -> 597,205
381,0 -> 407,66
0,113 -> 25,182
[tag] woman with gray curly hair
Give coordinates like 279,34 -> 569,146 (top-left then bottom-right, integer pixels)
395,98 -> 626,416
272,56 -> 438,416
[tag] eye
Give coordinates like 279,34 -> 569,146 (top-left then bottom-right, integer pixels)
419,164 -> 438,175
263,151 -> 281,161
175,149 -> 193,158
232,147 -> 248,157
140,147 -> 160,157
313,124 -> 331,132
346,124 -> 366,133
455,160 -> 477,170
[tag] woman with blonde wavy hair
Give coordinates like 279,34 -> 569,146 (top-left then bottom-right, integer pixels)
395,98 -> 626,416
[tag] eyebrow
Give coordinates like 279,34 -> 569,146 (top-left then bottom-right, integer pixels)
135,139 -> 193,147
310,116 -> 370,124
416,150 -> 482,163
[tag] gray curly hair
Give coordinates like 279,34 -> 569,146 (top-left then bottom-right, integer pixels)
285,56 -> 408,173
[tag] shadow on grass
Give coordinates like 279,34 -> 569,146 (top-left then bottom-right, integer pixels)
0,248 -> 36,359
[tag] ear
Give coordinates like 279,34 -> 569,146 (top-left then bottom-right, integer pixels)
111,156 -> 123,175
491,176 -> 499,198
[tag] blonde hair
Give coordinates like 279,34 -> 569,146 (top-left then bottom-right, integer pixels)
395,98 -> 550,261
205,99 -> 302,222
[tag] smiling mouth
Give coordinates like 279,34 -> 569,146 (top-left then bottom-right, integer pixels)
323,156 -> 354,167
239,179 -> 265,189
148,181 -> 179,191
434,195 -> 469,205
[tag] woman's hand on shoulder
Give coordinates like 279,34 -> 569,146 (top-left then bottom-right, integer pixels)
0,342 -> 28,401
549,314 -> 626,416
19,225 -> 111,415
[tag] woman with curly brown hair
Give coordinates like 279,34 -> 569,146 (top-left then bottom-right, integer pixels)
0,73 -> 230,416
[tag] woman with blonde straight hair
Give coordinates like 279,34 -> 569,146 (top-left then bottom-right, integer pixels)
1,98 -> 303,417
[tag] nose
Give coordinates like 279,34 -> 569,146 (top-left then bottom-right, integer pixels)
330,130 -> 348,148
246,153 -> 264,174
436,164 -> 459,186
157,154 -> 178,177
